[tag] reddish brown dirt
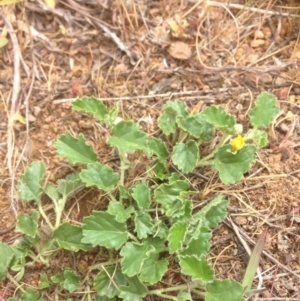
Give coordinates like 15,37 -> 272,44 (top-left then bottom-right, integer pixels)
1,0 -> 300,300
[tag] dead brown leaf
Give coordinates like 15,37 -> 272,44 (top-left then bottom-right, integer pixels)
168,41 -> 191,60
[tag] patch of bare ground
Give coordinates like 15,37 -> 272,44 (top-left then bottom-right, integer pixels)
1,0 -> 300,299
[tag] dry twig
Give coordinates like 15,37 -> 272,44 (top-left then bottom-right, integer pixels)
3,13 -> 22,213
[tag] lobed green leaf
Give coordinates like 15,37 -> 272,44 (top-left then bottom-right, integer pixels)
134,213 -> 153,239
154,180 -> 190,206
120,242 -> 154,277
147,137 -> 169,161
158,110 -> 177,135
202,106 -> 236,134
154,179 -> 192,217
51,269 -> 80,292
107,121 -> 148,153
57,173 -> 85,198
148,159 -> 169,180
82,211 -> 127,249
158,100 -> 188,135
172,140 -> 199,173
55,133 -> 97,164
44,183 -> 60,203
168,222 -> 188,254
152,221 -> 169,240
244,129 -> 268,148
144,237 -> 166,252
18,161 -> 46,202
16,210 -> 40,238
205,279 -> 245,301
119,185 -> 131,200
72,97 -> 109,122
119,275 -> 148,300
213,145 -> 256,184
54,222 -> 92,252
132,181 -> 151,210
139,253 -> 168,284
249,92 -> 279,128
38,273 -> 50,289
181,227 -> 211,257
20,288 -> 42,301
177,113 -> 213,141
0,243 -> 15,281
179,255 -> 214,281
80,162 -> 118,192
192,195 -> 229,229
107,201 -> 135,223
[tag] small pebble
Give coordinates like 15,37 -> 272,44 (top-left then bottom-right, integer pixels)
251,39 -> 265,48
33,106 -> 41,117
28,114 -> 36,122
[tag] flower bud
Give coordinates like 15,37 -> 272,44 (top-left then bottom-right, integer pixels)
230,135 -> 245,152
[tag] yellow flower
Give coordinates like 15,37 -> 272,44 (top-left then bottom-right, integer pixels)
230,135 -> 245,152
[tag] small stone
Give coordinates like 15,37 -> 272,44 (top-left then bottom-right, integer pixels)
46,141 -> 52,147
28,114 -> 36,122
168,41 -> 192,60
234,216 -> 247,225
78,260 -> 89,273
259,73 -> 272,84
292,50 -> 300,59
254,30 -> 265,39
285,111 -> 294,121
275,76 -> 286,85
78,120 -> 93,129
289,95 -> 295,103
114,63 -> 127,73
263,26 -> 272,38
277,87 -> 289,99
33,106 -> 41,117
251,39 -> 265,48
247,53 -> 259,64
45,116 -> 52,123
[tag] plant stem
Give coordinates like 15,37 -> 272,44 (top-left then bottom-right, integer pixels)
119,152 -> 129,187
192,288 -> 206,297
171,131 -> 178,145
197,160 -> 214,166
109,249 -> 114,261
108,192 -> 117,202
149,280 -> 205,296
197,139 -> 203,147
152,292 -> 177,300
196,156 -> 214,167
37,200 -> 54,231
6,273 -> 25,293
120,160 -> 125,187
89,259 -> 117,271
178,129 -> 188,143
196,134 -> 229,167
128,232 -> 139,243
82,285 -> 91,301
26,251 -> 50,267
54,197 -> 67,229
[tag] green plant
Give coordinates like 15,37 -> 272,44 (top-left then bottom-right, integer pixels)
1,92 -> 279,301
